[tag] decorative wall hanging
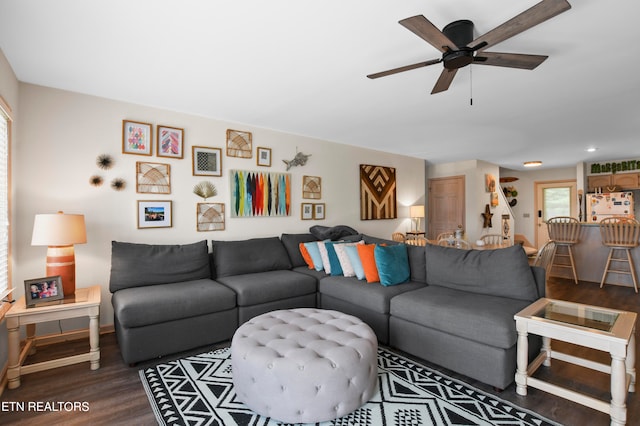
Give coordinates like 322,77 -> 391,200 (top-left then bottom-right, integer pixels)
89,175 -> 103,187
123,120 -> 152,156
359,164 -> 397,220
485,174 -> 496,192
301,203 -> 313,220
256,147 -> 271,167
302,176 -> 321,199
193,181 -> 217,200
136,162 -> 171,194
137,200 -> 172,229
501,214 -> 511,240
313,203 -> 326,220
96,154 -> 114,170
490,192 -> 499,207
226,129 -> 252,158
192,146 -> 222,177
197,203 -> 225,231
482,204 -> 494,228
283,151 -> 311,170
230,170 -> 291,217
157,125 -> 184,159
111,178 -> 126,191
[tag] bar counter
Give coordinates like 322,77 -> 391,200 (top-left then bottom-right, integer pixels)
549,222 -> 639,290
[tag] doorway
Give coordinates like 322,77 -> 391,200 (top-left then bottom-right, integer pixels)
428,175 -> 465,240
534,180 -> 577,246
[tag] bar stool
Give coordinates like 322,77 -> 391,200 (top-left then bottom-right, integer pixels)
599,217 -> 640,293
547,216 -> 580,284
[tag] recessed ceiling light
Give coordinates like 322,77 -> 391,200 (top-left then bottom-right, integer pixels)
523,161 -> 542,167
586,147 -> 598,152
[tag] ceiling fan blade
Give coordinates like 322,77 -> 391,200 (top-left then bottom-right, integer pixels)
367,59 -> 441,79
470,0 -> 571,52
399,15 -> 458,53
473,52 -> 548,69
431,68 -> 458,94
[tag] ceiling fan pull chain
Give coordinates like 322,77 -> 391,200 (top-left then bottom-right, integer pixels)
469,65 -> 473,106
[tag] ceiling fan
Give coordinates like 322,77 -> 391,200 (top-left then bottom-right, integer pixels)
367,0 -> 571,94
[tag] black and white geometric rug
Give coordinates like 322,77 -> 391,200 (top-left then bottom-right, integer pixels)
140,346 -> 560,426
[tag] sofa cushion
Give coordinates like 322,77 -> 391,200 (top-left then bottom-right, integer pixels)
375,244 -> 410,286
109,240 -> 211,292
216,270 -> 317,306
390,286 -> 532,349
212,237 -> 292,278
112,279 -> 236,328
281,233 -> 318,267
319,276 -> 426,314
425,244 -> 539,302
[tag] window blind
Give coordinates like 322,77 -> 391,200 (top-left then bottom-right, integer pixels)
0,107 -> 9,300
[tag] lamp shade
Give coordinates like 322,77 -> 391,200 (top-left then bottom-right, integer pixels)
409,205 -> 424,219
31,212 -> 87,246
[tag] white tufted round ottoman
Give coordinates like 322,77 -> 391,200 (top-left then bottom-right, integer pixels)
231,308 -> 378,423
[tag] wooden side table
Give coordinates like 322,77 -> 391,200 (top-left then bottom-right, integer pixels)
6,285 -> 101,389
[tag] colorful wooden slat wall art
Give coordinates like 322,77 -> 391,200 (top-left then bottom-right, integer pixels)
230,170 -> 291,217
360,164 -> 397,220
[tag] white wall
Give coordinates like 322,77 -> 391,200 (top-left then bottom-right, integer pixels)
13,83 -> 425,331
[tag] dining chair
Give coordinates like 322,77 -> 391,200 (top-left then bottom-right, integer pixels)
480,234 -> 505,245
437,238 -> 471,250
391,232 -> 406,242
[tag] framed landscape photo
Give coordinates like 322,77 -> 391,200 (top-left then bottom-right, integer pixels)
138,200 -> 172,228
157,125 -> 184,159
25,276 -> 64,307
193,146 -> 222,176
313,203 -> 326,220
301,203 -> 314,220
123,120 -> 153,156
257,147 -> 271,167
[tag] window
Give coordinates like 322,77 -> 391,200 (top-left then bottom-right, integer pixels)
0,98 -> 11,311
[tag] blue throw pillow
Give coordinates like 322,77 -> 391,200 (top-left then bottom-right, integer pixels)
304,242 -> 324,272
326,241 -> 348,276
374,244 -> 410,286
345,245 -> 366,280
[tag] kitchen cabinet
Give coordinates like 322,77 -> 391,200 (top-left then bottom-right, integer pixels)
587,173 -> 640,191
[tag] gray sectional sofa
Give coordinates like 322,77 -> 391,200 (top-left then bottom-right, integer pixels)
109,232 -> 544,389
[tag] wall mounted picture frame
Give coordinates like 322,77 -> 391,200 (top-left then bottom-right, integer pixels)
193,146 -> 222,176
123,120 -> 153,156
138,200 -> 172,228
301,203 -> 314,220
226,129 -> 252,158
136,162 -> 171,194
485,174 -> 496,193
197,202 -> 225,231
157,125 -> 184,159
257,147 -> 271,167
313,203 -> 326,220
360,164 -> 397,220
302,176 -> 321,199
24,276 -> 64,307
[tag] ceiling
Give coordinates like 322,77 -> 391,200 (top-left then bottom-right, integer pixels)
1,0 -> 638,171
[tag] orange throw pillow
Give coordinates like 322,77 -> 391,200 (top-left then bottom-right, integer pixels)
299,243 -> 315,269
357,244 -> 380,283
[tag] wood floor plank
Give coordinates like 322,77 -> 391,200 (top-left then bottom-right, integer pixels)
1,277 -> 638,425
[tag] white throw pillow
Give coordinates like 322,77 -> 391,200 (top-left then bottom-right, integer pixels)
334,241 -> 364,277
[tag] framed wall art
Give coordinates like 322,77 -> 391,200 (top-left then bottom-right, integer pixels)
302,176 -> 321,199
24,276 -> 64,307
123,120 -> 152,156
360,164 -> 397,220
226,129 -> 252,158
138,200 -> 172,228
157,125 -> 184,158
257,147 -> 271,167
301,203 -> 313,220
230,170 -> 291,217
313,203 -> 326,220
136,162 -> 171,194
193,146 -> 222,176
197,203 -> 225,231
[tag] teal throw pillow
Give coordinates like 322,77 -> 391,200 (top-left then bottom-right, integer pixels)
374,244 -> 410,286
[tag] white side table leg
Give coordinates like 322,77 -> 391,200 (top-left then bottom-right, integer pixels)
7,318 -> 21,389
89,312 -> 100,370
515,322 -> 529,396
627,332 -> 636,393
610,355 -> 627,425
542,336 -> 552,367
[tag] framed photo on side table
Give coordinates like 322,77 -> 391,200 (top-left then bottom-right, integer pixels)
25,276 -> 64,307
138,200 -> 172,228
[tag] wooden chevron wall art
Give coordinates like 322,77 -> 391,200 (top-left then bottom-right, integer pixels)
230,170 -> 291,217
360,164 -> 397,220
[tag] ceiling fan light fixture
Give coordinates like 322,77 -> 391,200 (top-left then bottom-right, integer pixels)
586,147 -> 598,152
523,161 -> 543,167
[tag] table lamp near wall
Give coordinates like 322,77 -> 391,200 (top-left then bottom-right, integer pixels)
31,211 -> 87,296
410,205 -> 424,232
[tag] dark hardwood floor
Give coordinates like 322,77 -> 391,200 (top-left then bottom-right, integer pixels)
1,277 -> 638,425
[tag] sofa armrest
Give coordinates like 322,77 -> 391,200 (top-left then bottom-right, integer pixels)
530,265 -> 545,298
